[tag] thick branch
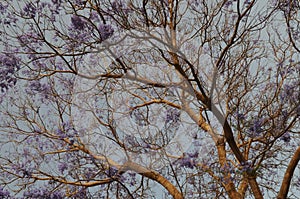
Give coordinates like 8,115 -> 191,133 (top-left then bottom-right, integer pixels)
209,102 -> 246,164
32,174 -> 113,187
277,146 -> 300,199
247,177 -> 263,199
123,161 -> 184,199
238,178 -> 248,198
216,139 -> 242,199
64,138 -> 183,198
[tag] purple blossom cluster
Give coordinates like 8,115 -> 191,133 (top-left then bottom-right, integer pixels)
106,166 -> 118,177
12,163 -> 33,178
21,1 -> 63,22
89,11 -> 100,22
67,15 -> 114,48
174,152 -> 199,169
280,132 -> 291,143
112,0 -> 123,9
234,110 -> 246,121
26,80 -> 52,102
2,11 -> 18,26
224,1 -> 233,8
23,187 -> 64,199
280,83 -> 299,103
290,26 -> 300,41
120,171 -> 137,187
249,119 -> 264,137
110,0 -> 132,15
23,3 -> 36,18
54,121 -> 79,144
0,54 -> 19,93
0,2 -> 8,14
165,108 -> 180,124
71,15 -> 85,30
98,24 -> 114,41
58,162 -> 68,174
28,1 -> 66,25
28,81 -> 48,93
0,187 -> 10,198
74,0 -> 86,7
83,167 -> 97,180
0,0 -> 299,198
67,16 -> 91,47
71,188 -> 87,198
295,177 -> 300,187
111,0 -> 125,13
124,134 -> 144,152
51,0 -> 62,5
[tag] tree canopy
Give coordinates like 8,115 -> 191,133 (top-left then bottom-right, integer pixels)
0,0 -> 299,198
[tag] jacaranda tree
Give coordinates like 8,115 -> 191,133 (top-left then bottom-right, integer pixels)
0,0 -> 299,198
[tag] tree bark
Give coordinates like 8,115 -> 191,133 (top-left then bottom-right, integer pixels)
277,146 -> 300,199
125,161 -> 184,199
216,138 -> 242,199
248,177 -> 263,199
238,178 -> 248,198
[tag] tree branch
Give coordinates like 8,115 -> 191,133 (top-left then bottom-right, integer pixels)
123,161 -> 184,199
277,146 -> 300,199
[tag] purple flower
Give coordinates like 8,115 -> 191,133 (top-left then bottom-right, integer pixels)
187,151 -> 199,158
84,168 -> 96,180
111,1 -> 124,12
180,157 -> 196,169
0,54 -> 19,92
249,119 -> 263,137
51,0 -> 61,4
165,108 -> 180,124
23,3 -> 36,18
127,172 -> 137,186
74,0 -> 86,6
220,163 -> 235,174
280,83 -> 298,103
89,11 -> 100,22
224,1 -> 233,8
175,153 -> 198,169
281,132 -> 291,143
98,24 -> 114,41
23,188 -> 64,198
119,171 -> 137,186
295,177 -> 300,187
0,187 -> 10,198
0,54 -> 19,70
12,163 -> 32,177
71,15 -> 85,30
58,162 -> 68,174
236,112 -> 245,120
244,0 -> 251,5
0,2 -> 8,14
189,0 -> 200,7
72,188 -> 87,198
106,167 -> 118,176
28,81 -> 49,94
